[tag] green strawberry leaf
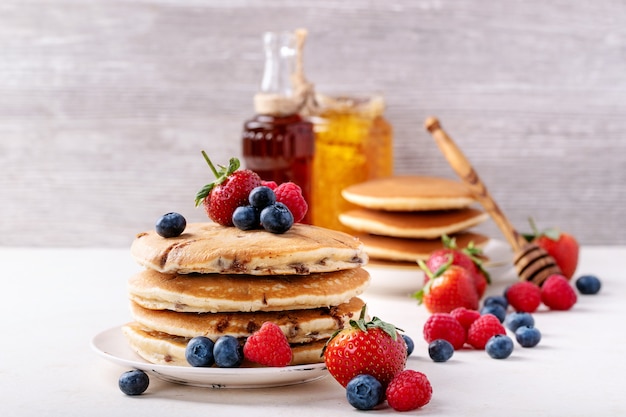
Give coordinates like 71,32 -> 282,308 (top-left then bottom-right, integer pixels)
194,152 -> 241,206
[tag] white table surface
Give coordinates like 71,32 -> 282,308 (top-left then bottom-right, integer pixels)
1,245 -> 624,416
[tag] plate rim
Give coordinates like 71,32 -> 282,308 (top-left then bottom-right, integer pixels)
91,325 -> 328,388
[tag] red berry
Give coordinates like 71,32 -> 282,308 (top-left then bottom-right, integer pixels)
386,370 -> 433,412
450,307 -> 481,332
423,313 -> 466,350
506,281 -> 542,313
541,274 -> 577,310
415,263 -> 479,314
195,154 -> 262,226
274,182 -> 308,223
261,180 -> 278,190
467,314 -> 506,350
243,322 -> 293,367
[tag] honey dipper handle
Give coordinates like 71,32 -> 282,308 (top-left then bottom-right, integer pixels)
424,117 -> 526,251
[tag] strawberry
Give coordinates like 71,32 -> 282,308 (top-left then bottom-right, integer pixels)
425,235 -> 490,298
506,281 -> 542,313
541,274 -> 577,310
194,152 -> 262,226
322,306 -> 407,388
386,370 -> 432,412
423,312 -> 466,350
414,259 -> 479,314
524,219 -> 579,279
467,314 -> 506,350
243,322 -> 292,367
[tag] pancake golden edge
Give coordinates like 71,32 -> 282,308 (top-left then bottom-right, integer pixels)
339,208 -> 489,239
357,232 -> 490,262
128,267 -> 370,313
131,222 -> 368,275
341,176 -> 476,211
122,322 -> 326,366
129,297 -> 366,344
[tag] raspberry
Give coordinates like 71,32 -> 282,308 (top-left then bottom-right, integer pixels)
274,182 -> 308,223
243,322 -> 292,367
261,180 -> 278,190
423,313 -> 466,350
386,370 -> 432,412
467,314 -> 506,350
450,307 -> 481,332
506,281 -> 542,312
541,274 -> 577,310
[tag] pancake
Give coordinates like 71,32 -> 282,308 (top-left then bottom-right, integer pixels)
339,208 -> 488,239
122,322 -> 327,366
131,222 -> 367,275
342,176 -> 475,211
128,267 -> 370,313
128,297 -> 365,344
356,232 -> 489,262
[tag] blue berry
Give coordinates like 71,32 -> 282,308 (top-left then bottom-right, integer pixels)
575,275 -> 601,295
232,205 -> 260,230
345,374 -> 383,410
155,212 -> 186,238
504,311 -> 535,332
481,303 -> 506,323
515,325 -> 542,348
185,336 -> 215,367
213,335 -> 243,368
118,369 -> 149,395
249,186 -> 276,209
483,295 -> 508,310
485,334 -> 514,359
402,334 -> 415,357
428,339 -> 454,362
260,202 -> 294,234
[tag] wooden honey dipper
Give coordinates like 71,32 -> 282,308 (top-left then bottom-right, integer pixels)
424,117 -> 561,285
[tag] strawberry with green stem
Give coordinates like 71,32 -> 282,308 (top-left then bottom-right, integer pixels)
415,256 -> 479,314
194,152 -> 261,226
322,305 -> 407,389
425,234 -> 490,299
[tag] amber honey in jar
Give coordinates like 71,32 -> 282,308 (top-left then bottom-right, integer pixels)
242,30 -> 316,223
311,94 -> 393,231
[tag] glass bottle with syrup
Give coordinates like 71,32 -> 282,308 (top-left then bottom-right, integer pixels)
242,30 -> 315,223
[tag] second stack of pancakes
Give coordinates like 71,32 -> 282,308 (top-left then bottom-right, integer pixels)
122,222 -> 370,367
338,176 -> 490,266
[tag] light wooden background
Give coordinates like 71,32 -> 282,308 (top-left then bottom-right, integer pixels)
2,0 -> 625,247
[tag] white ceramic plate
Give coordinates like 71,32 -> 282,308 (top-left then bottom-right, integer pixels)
364,239 -> 513,295
91,326 -> 328,389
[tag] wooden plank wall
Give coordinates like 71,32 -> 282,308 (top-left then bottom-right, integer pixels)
1,0 -> 625,247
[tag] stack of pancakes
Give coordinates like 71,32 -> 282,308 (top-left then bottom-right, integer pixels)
338,176 -> 490,265
122,222 -> 370,367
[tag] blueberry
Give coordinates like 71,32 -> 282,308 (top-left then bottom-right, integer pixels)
483,295 -> 508,310
504,311 -> 535,332
118,369 -> 149,396
248,186 -> 276,209
260,202 -> 294,234
213,335 -> 243,368
155,212 -> 186,238
345,374 -> 383,410
428,339 -> 454,362
185,336 -> 215,367
481,303 -> 507,323
232,205 -> 260,230
402,334 -> 415,357
485,334 -> 514,359
515,325 -> 542,348
575,275 -> 602,295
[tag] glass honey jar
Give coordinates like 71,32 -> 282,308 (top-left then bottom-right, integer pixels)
311,94 -> 393,231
